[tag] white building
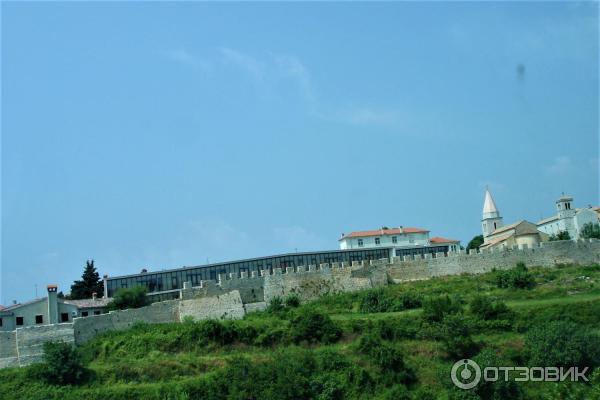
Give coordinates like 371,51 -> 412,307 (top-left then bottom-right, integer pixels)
339,226 -> 460,258
537,195 -> 599,240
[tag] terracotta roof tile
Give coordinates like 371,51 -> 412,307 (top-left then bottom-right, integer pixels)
340,227 -> 429,240
430,236 -> 460,244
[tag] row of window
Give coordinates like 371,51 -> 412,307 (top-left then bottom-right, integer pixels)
358,236 -> 413,247
0,310 -> 103,327
106,248 -> 392,297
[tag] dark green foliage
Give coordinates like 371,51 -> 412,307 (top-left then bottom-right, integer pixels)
471,349 -> 524,400
69,260 -> 104,300
549,230 -> 571,241
284,294 -> 301,308
289,309 -> 341,344
30,341 -> 88,385
359,288 -> 422,313
266,296 -> 285,313
495,263 -> 535,289
422,294 -> 462,323
469,295 -> 512,321
466,235 -> 484,251
439,314 -> 478,359
106,286 -> 148,311
356,334 -> 416,386
526,320 -> 600,367
580,222 -> 600,239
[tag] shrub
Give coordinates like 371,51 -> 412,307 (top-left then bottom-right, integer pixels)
580,222 -> 600,239
290,309 -> 341,344
30,341 -> 88,385
422,294 -> 462,323
284,294 -> 301,308
106,286 -> 148,311
526,320 -> 600,367
471,349 -> 524,400
266,296 -> 285,313
356,334 -> 416,386
359,289 -> 422,313
469,295 -> 512,321
549,230 -> 571,241
439,315 -> 478,359
495,263 -> 535,289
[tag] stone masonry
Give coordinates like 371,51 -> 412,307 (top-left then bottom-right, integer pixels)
1,239 -> 598,368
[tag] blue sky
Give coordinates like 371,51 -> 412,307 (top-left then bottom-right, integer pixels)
1,2 -> 598,303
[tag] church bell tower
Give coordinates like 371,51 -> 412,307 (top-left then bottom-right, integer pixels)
481,188 -> 503,242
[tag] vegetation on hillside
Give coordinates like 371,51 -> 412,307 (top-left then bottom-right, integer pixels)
2,263 -> 600,399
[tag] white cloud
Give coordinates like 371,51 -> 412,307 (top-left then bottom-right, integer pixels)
218,47 -> 264,80
546,156 -> 573,175
166,48 -> 211,71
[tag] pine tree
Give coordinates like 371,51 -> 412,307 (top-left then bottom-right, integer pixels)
69,260 -> 104,299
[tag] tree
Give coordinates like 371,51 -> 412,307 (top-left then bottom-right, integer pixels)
29,341 -> 88,385
106,286 -> 148,311
69,260 -> 103,299
549,230 -> 571,241
580,222 -> 600,239
466,235 -> 484,252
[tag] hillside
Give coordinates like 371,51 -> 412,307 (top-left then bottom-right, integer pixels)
2,263 -> 600,400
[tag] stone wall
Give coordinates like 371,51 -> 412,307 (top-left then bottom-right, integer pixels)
387,239 -> 600,282
2,238 -> 598,369
73,300 -> 180,345
179,290 -> 245,321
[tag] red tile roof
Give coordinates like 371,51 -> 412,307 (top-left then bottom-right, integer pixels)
430,236 -> 460,244
340,227 -> 429,240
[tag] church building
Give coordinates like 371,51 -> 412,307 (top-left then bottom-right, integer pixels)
536,195 -> 599,240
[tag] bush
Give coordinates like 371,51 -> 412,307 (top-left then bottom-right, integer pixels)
580,222 -> 600,239
356,334 -> 416,386
472,349 -> 524,400
30,341 -> 88,385
422,294 -> 462,323
526,320 -> 600,367
359,289 -> 422,313
469,295 -> 512,321
284,294 -> 301,308
439,314 -> 478,359
495,263 -> 535,289
106,286 -> 148,311
549,230 -> 571,241
290,309 -> 341,344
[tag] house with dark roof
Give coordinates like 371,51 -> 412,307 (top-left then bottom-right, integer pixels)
0,285 -> 110,332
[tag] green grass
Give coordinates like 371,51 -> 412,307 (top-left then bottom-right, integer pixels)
2,263 -> 600,400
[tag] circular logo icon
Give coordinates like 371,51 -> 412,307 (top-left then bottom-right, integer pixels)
451,359 -> 481,390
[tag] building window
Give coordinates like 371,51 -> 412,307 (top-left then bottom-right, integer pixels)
375,237 -> 381,245
392,236 -> 397,244
16,317 -> 24,326
494,222 -> 497,230
0,318 -> 2,327
94,310 -> 101,315
35,315 -> 43,324
82,311 -> 89,317
61,313 -> 69,322
357,239 -> 364,247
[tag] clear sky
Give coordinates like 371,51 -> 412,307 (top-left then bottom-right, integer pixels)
1,2 -> 598,303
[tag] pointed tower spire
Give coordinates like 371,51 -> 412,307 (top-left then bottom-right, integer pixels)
481,188 -> 503,241
482,189 -> 499,219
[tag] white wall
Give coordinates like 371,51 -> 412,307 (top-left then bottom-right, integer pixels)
340,232 -> 429,249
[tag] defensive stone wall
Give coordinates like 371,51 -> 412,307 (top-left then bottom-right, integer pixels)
73,299 -> 180,345
2,238 -> 598,369
387,239 -> 600,282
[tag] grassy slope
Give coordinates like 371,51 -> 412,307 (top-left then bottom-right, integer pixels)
2,264 -> 600,400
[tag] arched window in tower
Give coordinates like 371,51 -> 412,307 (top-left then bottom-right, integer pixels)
494,222 -> 497,230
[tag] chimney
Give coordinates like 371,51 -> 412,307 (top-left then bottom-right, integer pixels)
47,285 -> 58,324
103,274 -> 108,299
92,292 -> 97,301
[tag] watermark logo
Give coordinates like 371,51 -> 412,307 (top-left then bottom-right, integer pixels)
451,359 -> 482,389
451,359 -> 590,390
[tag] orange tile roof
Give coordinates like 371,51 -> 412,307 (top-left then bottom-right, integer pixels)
430,236 -> 460,244
340,227 -> 429,240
